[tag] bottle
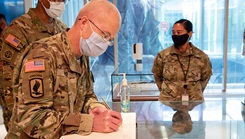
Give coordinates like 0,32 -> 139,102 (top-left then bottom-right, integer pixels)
120,73 -> 130,112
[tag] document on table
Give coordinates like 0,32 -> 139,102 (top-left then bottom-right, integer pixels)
60,112 -> 136,139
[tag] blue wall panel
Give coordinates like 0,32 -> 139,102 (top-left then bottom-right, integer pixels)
0,0 -> 24,24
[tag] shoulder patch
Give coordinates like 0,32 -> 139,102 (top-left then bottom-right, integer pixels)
2,47 -> 15,61
5,34 -> 21,47
30,78 -> 44,98
25,59 -> 45,72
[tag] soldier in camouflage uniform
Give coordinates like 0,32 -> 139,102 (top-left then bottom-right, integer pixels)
172,110 -> 192,134
161,101 -> 203,134
0,0 -> 67,131
161,100 -> 203,134
0,14 -> 8,108
152,19 -> 212,101
5,0 -> 122,138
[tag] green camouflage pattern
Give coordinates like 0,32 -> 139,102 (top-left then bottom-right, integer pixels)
161,101 -> 204,111
5,31 -> 106,139
172,111 -> 192,134
0,8 -> 67,131
152,43 -> 212,101
161,101 -> 203,134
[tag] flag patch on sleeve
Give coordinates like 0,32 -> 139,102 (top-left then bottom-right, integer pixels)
5,34 -> 21,47
25,59 -> 45,72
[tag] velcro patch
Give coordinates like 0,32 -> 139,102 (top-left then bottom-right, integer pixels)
25,59 -> 45,72
5,34 -> 21,47
30,78 -> 44,98
2,48 -> 15,61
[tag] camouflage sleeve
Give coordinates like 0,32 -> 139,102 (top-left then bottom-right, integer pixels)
56,18 -> 68,31
200,55 -> 213,92
1,20 -> 29,93
152,53 -> 164,91
0,20 -> 28,130
81,56 -> 106,114
1,21 -> 30,53
16,50 -> 93,138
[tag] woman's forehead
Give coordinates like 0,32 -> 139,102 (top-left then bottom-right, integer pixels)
173,23 -> 185,30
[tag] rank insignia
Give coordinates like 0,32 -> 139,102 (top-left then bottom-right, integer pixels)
30,78 -> 44,98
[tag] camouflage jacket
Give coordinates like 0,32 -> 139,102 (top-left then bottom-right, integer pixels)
152,43 -> 212,101
0,8 -> 67,130
5,31 -> 105,139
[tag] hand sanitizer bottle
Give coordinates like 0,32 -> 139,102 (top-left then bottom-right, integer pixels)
120,73 -> 130,112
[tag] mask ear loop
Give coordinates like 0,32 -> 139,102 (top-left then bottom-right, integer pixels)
88,20 -> 95,33
188,31 -> 193,40
78,18 -> 93,40
40,1 -> 49,9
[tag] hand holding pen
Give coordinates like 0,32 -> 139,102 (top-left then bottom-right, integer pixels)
100,96 -> 123,128
89,97 -> 122,133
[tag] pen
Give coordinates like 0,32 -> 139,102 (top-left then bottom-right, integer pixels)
100,96 -> 111,110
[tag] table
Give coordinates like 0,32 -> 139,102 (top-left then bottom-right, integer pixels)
2,99 -> 244,139
108,98 -> 245,139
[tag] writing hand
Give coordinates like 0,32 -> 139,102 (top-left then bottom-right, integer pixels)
91,109 -> 122,133
90,107 -> 107,115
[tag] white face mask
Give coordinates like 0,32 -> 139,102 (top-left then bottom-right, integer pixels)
79,23 -> 109,57
42,0 -> 65,18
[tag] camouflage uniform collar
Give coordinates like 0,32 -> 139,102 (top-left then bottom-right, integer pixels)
28,8 -> 58,34
170,42 -> 201,58
60,31 -> 82,74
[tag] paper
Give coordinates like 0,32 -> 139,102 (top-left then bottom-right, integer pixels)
60,113 -> 136,139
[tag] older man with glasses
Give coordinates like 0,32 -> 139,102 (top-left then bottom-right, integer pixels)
0,0 -> 67,132
5,0 -> 122,138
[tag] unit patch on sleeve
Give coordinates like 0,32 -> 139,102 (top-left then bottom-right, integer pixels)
29,78 -> 44,98
2,48 -> 15,61
5,34 -> 21,47
25,59 -> 45,72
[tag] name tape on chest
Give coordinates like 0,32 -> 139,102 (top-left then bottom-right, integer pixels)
25,59 -> 45,72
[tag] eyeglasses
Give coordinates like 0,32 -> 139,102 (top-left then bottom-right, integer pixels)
88,19 -> 114,46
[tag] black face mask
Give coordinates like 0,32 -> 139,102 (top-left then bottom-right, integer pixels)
172,34 -> 189,48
